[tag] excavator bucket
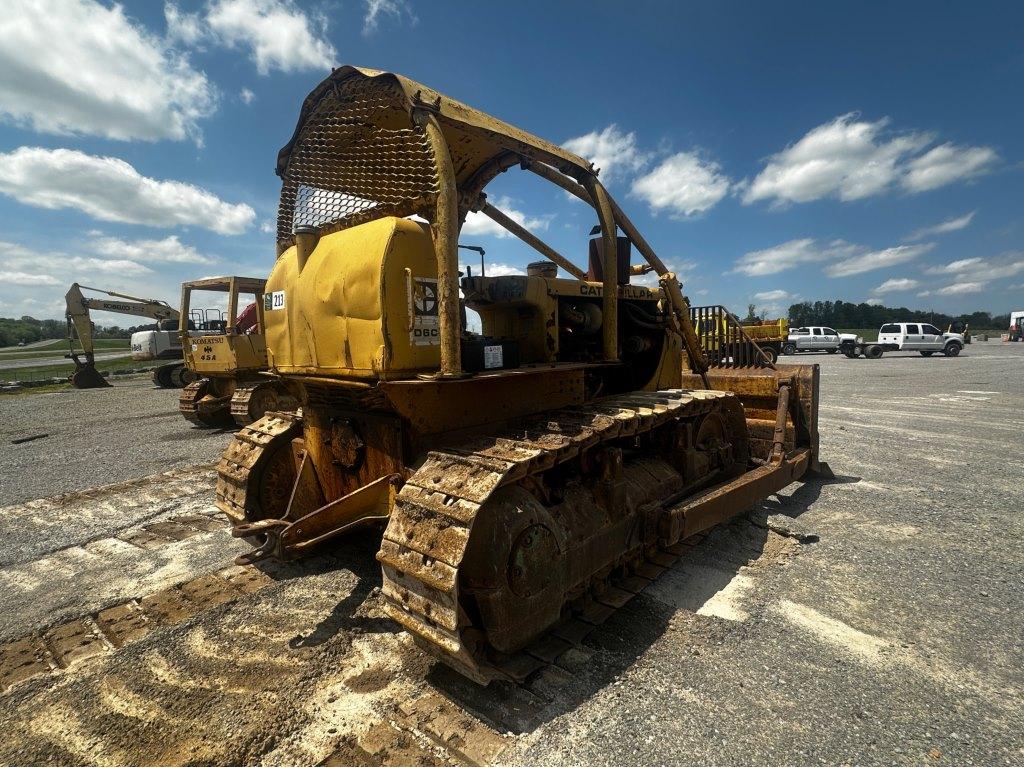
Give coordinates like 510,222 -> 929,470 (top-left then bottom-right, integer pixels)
68,357 -> 111,388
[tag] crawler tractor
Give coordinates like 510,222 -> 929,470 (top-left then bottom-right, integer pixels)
178,277 -> 297,427
216,67 -> 827,684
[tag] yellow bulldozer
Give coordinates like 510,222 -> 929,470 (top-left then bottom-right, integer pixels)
178,276 -> 297,427
216,66 -> 827,685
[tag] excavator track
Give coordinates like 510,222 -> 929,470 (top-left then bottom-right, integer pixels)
377,388 -> 740,684
215,410 -> 303,524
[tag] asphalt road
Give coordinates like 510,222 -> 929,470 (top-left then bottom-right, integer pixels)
0,342 -> 1021,766
0,350 -> 132,372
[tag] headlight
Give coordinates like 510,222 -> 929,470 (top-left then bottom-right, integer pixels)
856,336 -> 863,343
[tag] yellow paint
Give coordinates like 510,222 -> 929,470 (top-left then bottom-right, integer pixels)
265,217 -> 440,379
184,334 -> 266,374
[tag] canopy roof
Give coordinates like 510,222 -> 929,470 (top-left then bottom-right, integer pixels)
273,66 -> 596,247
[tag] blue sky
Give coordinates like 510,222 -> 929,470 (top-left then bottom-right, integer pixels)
0,0 -> 1021,327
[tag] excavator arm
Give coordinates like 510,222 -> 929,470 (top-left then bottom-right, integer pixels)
65,283 -> 179,388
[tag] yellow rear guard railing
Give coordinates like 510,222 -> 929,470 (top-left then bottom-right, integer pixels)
690,305 -> 776,369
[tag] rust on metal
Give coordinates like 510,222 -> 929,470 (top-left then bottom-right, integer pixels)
214,64 -> 828,687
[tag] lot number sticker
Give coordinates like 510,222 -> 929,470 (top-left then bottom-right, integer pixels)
265,290 -> 286,311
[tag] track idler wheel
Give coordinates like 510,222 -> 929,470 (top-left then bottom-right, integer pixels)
231,382 -> 297,427
460,485 -> 568,654
152,365 -> 173,388
215,412 -> 304,525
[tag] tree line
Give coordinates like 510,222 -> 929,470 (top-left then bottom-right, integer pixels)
784,301 -> 1010,331
0,316 -> 148,347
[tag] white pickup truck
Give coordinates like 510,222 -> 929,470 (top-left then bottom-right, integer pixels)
782,326 -> 858,355
841,322 -> 965,358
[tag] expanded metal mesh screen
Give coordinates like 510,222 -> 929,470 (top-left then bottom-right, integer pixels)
276,76 -> 440,244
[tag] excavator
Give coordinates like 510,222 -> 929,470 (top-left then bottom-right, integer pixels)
65,283 -> 194,389
178,276 -> 297,427
215,66 -> 828,685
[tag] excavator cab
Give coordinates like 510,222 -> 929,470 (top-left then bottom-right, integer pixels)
215,66 -> 827,684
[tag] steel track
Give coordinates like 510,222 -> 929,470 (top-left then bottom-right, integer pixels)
377,389 -> 736,683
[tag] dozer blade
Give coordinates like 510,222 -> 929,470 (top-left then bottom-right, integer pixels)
69,362 -> 111,389
682,363 -> 829,474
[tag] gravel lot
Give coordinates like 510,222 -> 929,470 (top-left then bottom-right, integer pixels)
0,377 -> 230,504
0,342 -> 1021,766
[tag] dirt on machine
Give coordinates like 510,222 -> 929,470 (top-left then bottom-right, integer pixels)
178,276 -> 297,428
214,66 -> 829,686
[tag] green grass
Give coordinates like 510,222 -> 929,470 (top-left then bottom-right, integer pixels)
0,382 -> 73,396
1,356 -> 157,382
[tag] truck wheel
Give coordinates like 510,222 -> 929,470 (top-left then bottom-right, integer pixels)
844,350 -> 858,358
865,345 -> 883,359
762,346 -> 779,365
782,343 -> 796,355
920,351 -> 934,357
944,343 -> 961,357
827,348 -> 838,354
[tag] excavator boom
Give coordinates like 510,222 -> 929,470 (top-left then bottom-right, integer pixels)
64,283 -> 182,389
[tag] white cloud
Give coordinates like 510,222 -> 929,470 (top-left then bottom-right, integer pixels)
260,220 -> 276,234
0,0 -> 216,143
905,211 -> 975,241
562,125 -> 649,183
924,254 -> 1024,281
872,277 -> 920,294
0,241 -> 153,278
826,243 -> 934,277
729,238 -> 858,276
864,298 -> 884,306
463,197 -> 552,239
902,144 -> 997,193
165,2 -> 205,45
168,0 -> 336,75
87,234 -> 215,264
240,88 -> 256,105
0,271 -> 60,286
633,258 -> 698,288
0,147 -> 256,235
363,0 -> 417,35
919,282 -> 986,296
480,264 -> 523,277
743,113 -> 996,206
752,289 -> 796,302
924,257 -> 984,275
630,152 -> 731,218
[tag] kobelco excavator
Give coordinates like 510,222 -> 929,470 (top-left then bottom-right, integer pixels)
65,283 -> 193,389
216,66 -> 828,685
